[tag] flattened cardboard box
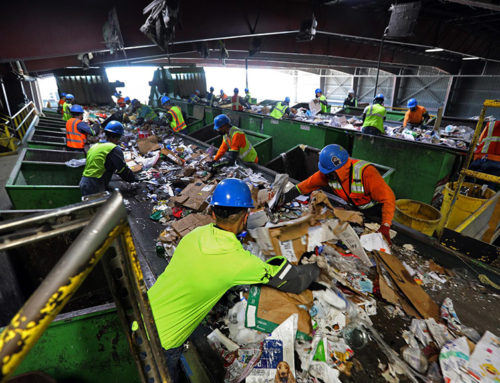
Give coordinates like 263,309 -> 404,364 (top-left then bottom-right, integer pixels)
137,135 -> 160,154
172,213 -> 214,238
170,181 -> 215,211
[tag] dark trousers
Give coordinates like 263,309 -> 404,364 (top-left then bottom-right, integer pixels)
469,158 -> 500,191
164,345 -> 184,382
79,176 -> 106,196
362,126 -> 383,136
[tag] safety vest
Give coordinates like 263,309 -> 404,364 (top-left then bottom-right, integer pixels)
362,103 -> 386,133
231,95 -> 243,111
117,97 -> 125,108
83,142 -> 117,178
189,95 -> 200,104
244,93 -> 252,103
270,102 -> 288,119
62,102 -> 72,121
319,95 -> 330,113
168,106 -> 187,132
207,93 -> 215,106
137,105 -> 158,121
328,160 -> 377,210
476,120 -> 500,159
65,118 -> 86,149
223,127 -> 257,163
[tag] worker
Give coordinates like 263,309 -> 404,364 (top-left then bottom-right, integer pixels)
79,121 -> 137,196
343,89 -> 358,108
315,88 -> 330,114
62,94 -> 74,121
403,98 -> 430,128
160,96 -> 186,132
212,114 -> 258,165
206,87 -> 216,106
231,88 -> 250,111
148,178 -> 319,381
57,93 -> 66,114
115,92 -> 126,108
123,97 -> 133,114
470,120 -> 500,188
188,90 -> 201,104
361,93 -> 387,136
269,97 -> 291,119
283,144 -> 395,244
65,104 -> 97,152
219,89 -> 228,101
244,88 -> 252,104
131,99 -> 158,125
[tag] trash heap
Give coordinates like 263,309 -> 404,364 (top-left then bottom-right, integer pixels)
90,106 -> 499,383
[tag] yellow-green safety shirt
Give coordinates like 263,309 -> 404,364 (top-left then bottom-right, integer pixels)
62,102 -> 72,121
362,103 -> 387,134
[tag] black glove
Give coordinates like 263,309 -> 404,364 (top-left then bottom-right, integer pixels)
282,186 -> 301,205
266,257 -> 320,294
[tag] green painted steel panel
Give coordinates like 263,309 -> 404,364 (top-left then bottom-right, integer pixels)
323,125 -> 351,149
11,308 -> 140,383
183,118 -> 204,135
386,110 -> 405,122
351,134 -> 459,203
27,141 -> 67,150
204,107 -> 215,125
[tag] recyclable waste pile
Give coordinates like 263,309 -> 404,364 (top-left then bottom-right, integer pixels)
91,105 -> 498,383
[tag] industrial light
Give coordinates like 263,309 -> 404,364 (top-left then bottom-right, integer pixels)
462,56 -> 480,60
425,48 -> 444,52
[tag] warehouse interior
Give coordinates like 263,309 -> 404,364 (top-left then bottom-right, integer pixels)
1,1 -> 500,382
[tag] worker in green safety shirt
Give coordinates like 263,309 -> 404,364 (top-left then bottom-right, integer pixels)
79,121 -> 137,196
130,99 -> 158,126
343,89 -> 358,108
62,93 -> 74,121
315,88 -> 330,114
269,97 -> 291,119
362,93 -> 387,136
244,88 -> 252,104
148,178 -> 319,382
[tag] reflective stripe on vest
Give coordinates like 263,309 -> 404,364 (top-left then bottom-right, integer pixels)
65,118 -> 86,149
362,104 -> 386,133
232,95 -> 243,111
168,106 -> 187,132
481,119 -> 499,153
83,142 -> 117,178
327,160 -> 377,210
270,102 -> 288,119
223,126 -> 257,162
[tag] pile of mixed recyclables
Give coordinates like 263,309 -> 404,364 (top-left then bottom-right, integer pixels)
90,106 -> 499,383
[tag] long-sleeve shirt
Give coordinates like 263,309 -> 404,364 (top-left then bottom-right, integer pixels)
214,131 -> 258,162
403,105 -> 429,127
297,160 -> 395,225
102,146 -> 137,186
75,121 -> 96,136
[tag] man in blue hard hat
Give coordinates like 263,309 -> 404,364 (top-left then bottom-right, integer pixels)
130,99 -> 158,126
244,88 -> 252,104
403,98 -> 429,128
269,97 -> 292,119
79,121 -> 137,196
159,96 -> 186,132
231,88 -> 250,111
57,93 -> 66,114
283,144 -> 395,244
362,93 -> 387,135
206,87 -> 216,106
188,90 -> 201,104
315,88 -> 330,114
212,114 -> 258,165
62,94 -> 74,121
148,178 -> 319,382
65,104 -> 98,152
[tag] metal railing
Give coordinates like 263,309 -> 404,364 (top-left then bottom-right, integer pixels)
0,193 -> 171,382
0,102 -> 38,155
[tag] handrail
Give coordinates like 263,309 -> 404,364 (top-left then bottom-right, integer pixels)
10,101 -> 35,121
0,192 -> 171,382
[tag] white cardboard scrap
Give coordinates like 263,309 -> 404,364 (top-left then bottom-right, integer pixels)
360,232 -> 392,254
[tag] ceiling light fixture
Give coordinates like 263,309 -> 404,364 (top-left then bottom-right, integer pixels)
462,56 -> 480,60
425,48 -> 444,52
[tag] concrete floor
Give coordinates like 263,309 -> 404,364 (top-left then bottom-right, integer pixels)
0,151 -> 19,210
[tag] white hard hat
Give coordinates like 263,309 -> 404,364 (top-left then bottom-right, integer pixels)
348,89 -> 355,95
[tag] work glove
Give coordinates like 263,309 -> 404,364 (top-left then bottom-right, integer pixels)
266,257 -> 320,294
280,186 -> 301,206
378,223 -> 392,246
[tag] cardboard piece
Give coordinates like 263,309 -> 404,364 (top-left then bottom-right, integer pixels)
268,219 -> 310,263
137,135 -> 160,154
245,285 -> 313,339
333,208 -> 364,225
374,251 -> 440,320
161,148 -> 185,166
309,191 -> 336,219
171,181 -> 215,211
171,213 -> 214,238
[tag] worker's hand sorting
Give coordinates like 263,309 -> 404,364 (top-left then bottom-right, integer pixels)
378,223 -> 392,246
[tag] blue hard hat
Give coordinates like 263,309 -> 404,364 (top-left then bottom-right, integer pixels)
104,120 -> 124,136
70,104 -> 84,113
220,89 -> 224,94
124,97 -> 130,102
374,93 -> 384,102
284,97 -> 290,103
318,144 -> 349,174
214,114 -> 231,130
315,88 -> 322,94
114,92 -> 120,97
132,99 -> 140,105
161,95 -> 171,105
210,178 -> 254,208
61,92 -> 67,97
66,94 -> 74,100
244,88 -> 249,92
234,88 -> 239,94
407,98 -> 417,108
210,86 -> 214,91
